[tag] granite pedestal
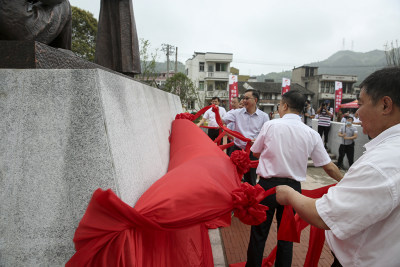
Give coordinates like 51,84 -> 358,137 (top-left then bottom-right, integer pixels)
0,69 -> 182,266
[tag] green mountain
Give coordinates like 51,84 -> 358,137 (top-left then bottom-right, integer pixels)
257,50 -> 389,85
155,61 -> 186,73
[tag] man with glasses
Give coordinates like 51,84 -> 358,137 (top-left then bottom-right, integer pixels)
222,89 -> 269,185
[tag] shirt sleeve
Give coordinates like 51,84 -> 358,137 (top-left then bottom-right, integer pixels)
316,163 -> 396,240
251,123 -> 267,154
220,107 -> 227,118
310,133 -> 331,166
222,109 -> 235,124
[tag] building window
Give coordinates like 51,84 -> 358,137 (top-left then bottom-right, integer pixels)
216,63 -> 227,72
198,81 -> 204,91
199,62 -> 205,72
207,83 -> 213,91
215,81 -> 227,90
188,100 -> 195,110
208,64 -> 214,72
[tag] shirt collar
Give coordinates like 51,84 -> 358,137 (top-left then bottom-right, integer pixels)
244,108 -> 261,116
282,113 -> 302,121
364,123 -> 400,151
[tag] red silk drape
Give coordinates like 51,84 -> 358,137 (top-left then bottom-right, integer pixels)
67,108 -> 335,267
67,119 -> 273,266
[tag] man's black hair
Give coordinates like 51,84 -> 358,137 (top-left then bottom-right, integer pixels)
244,89 -> 259,102
282,90 -> 306,113
359,67 -> 400,106
211,96 -> 221,102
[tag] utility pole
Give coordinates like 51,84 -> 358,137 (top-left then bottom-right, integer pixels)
175,47 -> 178,74
161,44 -> 175,78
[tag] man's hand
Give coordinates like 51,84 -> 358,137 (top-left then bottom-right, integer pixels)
276,185 -> 295,206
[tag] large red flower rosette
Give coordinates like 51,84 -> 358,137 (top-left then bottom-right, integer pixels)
230,150 -> 251,176
231,183 -> 276,225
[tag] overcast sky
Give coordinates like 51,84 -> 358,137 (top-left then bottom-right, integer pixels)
69,0 -> 400,75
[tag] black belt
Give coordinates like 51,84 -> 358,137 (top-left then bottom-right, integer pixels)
260,177 -> 299,184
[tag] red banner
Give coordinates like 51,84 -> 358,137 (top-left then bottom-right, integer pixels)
229,75 -> 238,109
282,78 -> 290,95
334,81 -> 343,112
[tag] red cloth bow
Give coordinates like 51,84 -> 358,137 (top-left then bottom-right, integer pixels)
175,112 -> 195,121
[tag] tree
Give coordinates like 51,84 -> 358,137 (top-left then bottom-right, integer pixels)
384,40 -> 400,67
163,73 -> 200,111
71,6 -> 98,62
138,38 -> 159,85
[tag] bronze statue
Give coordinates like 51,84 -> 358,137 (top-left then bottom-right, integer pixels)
95,0 -> 141,75
0,0 -> 72,49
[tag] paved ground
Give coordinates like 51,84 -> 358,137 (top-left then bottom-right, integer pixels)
220,166 -> 346,266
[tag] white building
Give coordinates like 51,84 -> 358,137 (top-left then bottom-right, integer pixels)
185,52 -> 233,111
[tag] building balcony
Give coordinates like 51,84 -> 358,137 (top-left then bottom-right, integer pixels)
258,99 -> 279,107
205,72 -> 229,80
205,90 -> 229,99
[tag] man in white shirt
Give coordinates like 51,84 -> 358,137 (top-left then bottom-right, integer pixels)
246,90 -> 342,267
222,89 -> 269,185
276,67 -> 400,267
197,97 -> 227,141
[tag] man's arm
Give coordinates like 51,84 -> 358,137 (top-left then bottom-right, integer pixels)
344,132 -> 358,140
197,118 -> 206,127
322,162 -> 343,182
276,185 -> 330,230
338,128 -> 345,137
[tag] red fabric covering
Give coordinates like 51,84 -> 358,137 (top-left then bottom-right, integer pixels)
230,184 -> 336,267
67,119 -> 270,266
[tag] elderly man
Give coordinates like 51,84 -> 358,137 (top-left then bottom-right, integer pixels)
245,90 -> 342,267
222,89 -> 269,185
276,67 -> 400,267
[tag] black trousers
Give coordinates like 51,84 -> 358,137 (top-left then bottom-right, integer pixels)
207,128 -> 220,141
231,145 -> 257,185
337,143 -> 354,167
331,251 -> 343,267
246,178 -> 301,267
318,125 -> 331,144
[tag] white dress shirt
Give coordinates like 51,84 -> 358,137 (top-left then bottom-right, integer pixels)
251,113 -> 331,182
222,108 -> 269,149
203,106 -> 226,127
316,123 -> 400,267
